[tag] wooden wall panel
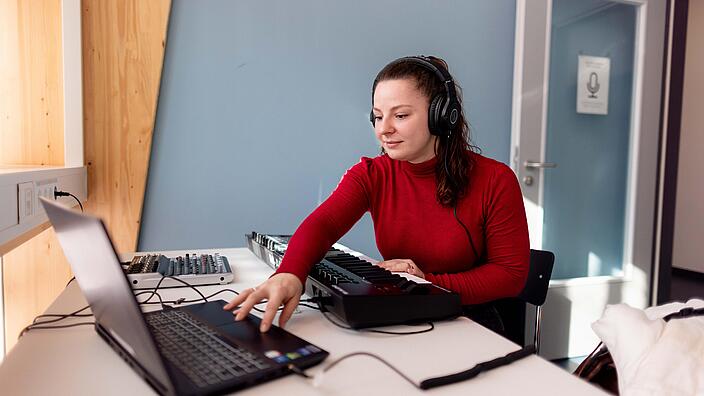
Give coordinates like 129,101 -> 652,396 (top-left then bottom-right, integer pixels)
82,0 -> 171,252
0,0 -> 68,357
0,0 -> 64,166
1,0 -> 169,357
3,227 -> 72,352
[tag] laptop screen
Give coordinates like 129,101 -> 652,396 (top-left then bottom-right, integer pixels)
41,198 -> 174,393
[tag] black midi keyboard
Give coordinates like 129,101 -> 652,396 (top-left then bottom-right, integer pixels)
246,232 -> 462,328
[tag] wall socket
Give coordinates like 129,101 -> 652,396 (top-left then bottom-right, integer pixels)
18,182 -> 35,222
34,179 -> 58,215
18,179 -> 59,223
1,166 -> 87,248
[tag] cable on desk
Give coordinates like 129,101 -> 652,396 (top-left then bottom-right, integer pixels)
418,345 -> 536,389
298,303 -> 321,311
162,276 -> 209,302
21,322 -> 95,336
19,305 -> 92,339
65,276 -> 76,288
315,299 -> 434,335
134,275 -> 203,310
136,288 -> 238,307
32,304 -> 91,324
136,289 -> 167,310
141,274 -> 322,313
134,275 -> 170,307
307,345 -> 537,390
310,352 -> 420,389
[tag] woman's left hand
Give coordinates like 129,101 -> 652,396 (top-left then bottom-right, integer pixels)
377,259 -> 425,279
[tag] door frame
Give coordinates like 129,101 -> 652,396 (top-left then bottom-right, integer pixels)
510,0 -> 667,358
653,0 -> 689,305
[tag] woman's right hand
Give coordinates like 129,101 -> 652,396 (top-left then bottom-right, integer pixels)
222,273 -> 303,332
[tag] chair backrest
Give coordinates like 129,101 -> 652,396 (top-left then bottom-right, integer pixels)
518,249 -> 555,307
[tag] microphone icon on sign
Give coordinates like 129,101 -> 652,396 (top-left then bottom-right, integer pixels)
586,72 -> 600,98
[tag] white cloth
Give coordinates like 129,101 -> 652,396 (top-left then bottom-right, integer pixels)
591,299 -> 704,396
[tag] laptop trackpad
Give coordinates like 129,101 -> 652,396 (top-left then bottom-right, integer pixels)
184,301 -> 275,345
184,300 -> 328,366
183,300 -> 240,327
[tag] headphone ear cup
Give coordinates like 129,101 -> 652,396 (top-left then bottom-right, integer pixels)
428,95 -> 446,136
446,101 -> 460,130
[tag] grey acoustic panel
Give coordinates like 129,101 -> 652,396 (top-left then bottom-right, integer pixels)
139,0 -> 517,259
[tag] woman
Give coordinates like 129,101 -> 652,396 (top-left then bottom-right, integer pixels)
224,56 -> 529,334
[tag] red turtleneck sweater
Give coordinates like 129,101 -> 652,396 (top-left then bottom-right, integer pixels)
275,152 -> 530,305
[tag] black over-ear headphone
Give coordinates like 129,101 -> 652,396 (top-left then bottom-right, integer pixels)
370,55 -> 461,137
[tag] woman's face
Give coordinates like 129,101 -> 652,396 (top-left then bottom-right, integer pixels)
372,78 -> 436,163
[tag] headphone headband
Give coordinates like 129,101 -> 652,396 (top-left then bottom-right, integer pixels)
372,56 -> 457,101
371,55 -> 460,136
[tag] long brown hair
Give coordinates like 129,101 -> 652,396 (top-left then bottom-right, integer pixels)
373,56 -> 479,207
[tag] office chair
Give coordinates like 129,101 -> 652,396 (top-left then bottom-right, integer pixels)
518,249 -> 555,354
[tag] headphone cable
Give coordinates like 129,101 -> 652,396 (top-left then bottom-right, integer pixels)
442,144 -> 480,260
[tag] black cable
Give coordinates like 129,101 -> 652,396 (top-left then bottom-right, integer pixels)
298,303 -> 321,311
316,352 -> 420,389
53,189 -> 83,212
31,305 -> 91,325
135,275 -> 169,307
204,288 -> 238,301
20,322 -> 95,335
33,312 -> 92,324
442,144 -> 480,261
153,288 -> 166,309
419,345 -> 536,389
138,276 -> 264,313
453,206 -> 480,260
307,345 -> 537,390
65,276 -> 76,288
22,277 -> 317,339
316,299 -> 434,335
136,288 -> 240,307
300,298 -> 318,303
20,305 -> 92,338
162,276 -> 208,302
135,275 -> 206,310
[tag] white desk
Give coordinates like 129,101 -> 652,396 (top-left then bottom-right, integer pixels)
0,248 -> 606,395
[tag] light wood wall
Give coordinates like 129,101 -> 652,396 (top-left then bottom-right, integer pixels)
2,0 -> 170,353
0,0 -> 65,166
82,0 -> 171,253
1,0 -> 70,354
3,227 -> 73,351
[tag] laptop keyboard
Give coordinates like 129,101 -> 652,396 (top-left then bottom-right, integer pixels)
146,310 -> 272,388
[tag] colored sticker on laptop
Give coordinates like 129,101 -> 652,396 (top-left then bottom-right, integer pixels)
285,352 -> 301,360
297,347 -> 311,356
274,355 -> 289,364
264,350 -> 281,359
305,344 -> 321,353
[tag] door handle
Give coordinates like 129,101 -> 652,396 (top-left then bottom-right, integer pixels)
524,161 -> 557,169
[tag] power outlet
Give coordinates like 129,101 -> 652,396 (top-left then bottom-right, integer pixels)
34,178 -> 58,214
18,182 -> 35,222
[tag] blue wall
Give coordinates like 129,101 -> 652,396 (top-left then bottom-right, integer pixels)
543,0 -> 636,278
139,0 -> 517,258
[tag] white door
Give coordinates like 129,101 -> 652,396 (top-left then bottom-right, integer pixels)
511,0 -> 666,359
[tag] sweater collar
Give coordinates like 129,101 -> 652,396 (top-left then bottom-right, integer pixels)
399,155 -> 438,177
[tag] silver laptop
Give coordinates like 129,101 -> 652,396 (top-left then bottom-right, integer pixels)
40,197 -> 328,395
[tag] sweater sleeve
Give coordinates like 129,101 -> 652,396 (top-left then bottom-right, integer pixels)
274,158 -> 373,285
425,165 -> 530,305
